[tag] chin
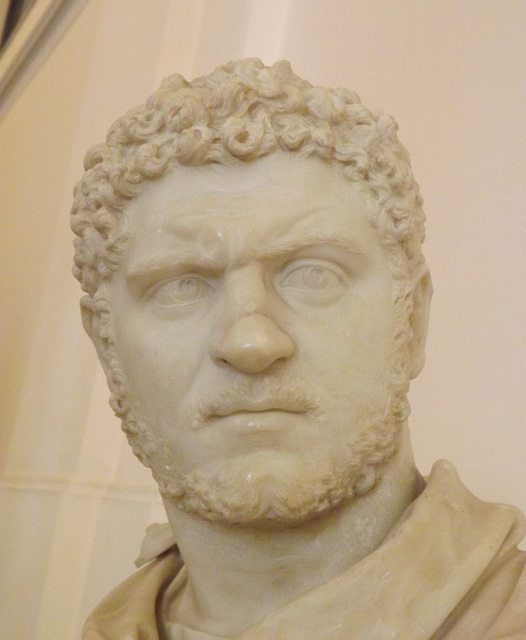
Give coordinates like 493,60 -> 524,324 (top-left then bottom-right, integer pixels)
153,447 -> 395,527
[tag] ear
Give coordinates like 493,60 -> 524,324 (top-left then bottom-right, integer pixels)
408,265 -> 432,380
80,295 -> 112,377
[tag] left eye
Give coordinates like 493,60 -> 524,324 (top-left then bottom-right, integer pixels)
279,264 -> 343,291
152,275 -> 213,307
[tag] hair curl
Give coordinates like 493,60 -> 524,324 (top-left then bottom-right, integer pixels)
71,58 -> 425,300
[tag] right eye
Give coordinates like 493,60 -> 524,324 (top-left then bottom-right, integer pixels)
152,275 -> 214,307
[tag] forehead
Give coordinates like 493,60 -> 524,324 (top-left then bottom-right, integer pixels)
121,154 -> 383,264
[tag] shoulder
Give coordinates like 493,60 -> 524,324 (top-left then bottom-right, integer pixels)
82,548 -> 183,640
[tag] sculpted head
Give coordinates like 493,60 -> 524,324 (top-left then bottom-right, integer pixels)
71,59 -> 431,527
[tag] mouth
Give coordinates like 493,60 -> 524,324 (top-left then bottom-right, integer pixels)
212,405 -> 306,418
208,408 -> 305,429
192,406 -> 308,432
203,408 -> 305,445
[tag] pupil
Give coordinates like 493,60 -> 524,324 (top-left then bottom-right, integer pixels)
304,267 -> 328,288
179,278 -> 197,296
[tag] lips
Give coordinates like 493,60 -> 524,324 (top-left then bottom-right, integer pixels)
205,408 -> 305,443
211,401 -> 307,418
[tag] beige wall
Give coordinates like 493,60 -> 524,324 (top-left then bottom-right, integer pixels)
1,0 -> 525,636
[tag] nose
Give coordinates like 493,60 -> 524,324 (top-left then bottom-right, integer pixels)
210,313 -> 295,374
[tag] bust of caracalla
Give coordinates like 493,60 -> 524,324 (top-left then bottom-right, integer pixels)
71,59 -> 526,640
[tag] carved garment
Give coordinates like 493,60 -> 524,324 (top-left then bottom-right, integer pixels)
83,460 -> 526,640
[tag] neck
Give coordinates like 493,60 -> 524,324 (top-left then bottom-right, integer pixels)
163,425 -> 422,637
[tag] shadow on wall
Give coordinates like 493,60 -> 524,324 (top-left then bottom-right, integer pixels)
1,0 -> 38,49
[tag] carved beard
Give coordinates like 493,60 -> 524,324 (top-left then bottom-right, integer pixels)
119,383 -> 407,527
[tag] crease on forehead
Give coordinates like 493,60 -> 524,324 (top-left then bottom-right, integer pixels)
143,179 -> 375,230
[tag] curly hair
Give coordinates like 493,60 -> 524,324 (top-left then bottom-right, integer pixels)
71,58 -> 425,300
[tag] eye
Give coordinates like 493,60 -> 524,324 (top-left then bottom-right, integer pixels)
279,264 -> 343,292
152,275 -> 213,307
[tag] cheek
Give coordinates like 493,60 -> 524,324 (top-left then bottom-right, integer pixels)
295,296 -> 395,380
111,314 -> 200,408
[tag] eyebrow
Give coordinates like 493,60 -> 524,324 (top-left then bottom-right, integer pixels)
127,253 -> 226,288
252,234 -> 367,261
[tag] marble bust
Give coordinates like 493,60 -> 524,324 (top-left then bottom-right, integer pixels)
71,59 -> 526,639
